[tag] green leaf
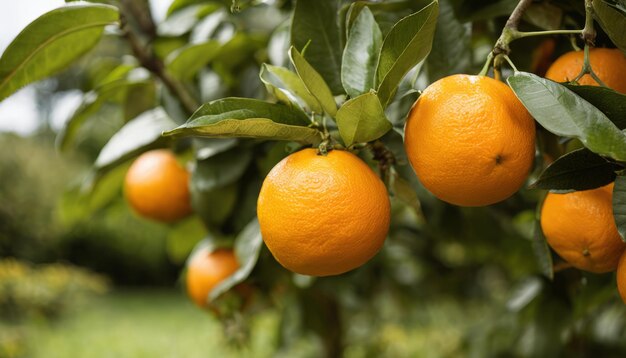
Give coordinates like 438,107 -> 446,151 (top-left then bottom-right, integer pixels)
531,148 -> 620,191
188,97 -> 310,125
341,7 -> 383,98
375,1 -> 438,108
167,217 -> 206,264
508,72 -> 626,161
210,218 -> 263,301
164,97 -> 322,144
593,0 -> 626,54
167,0 -> 223,16
158,4 -> 211,36
56,79 -> 153,151
288,47 -> 337,117
212,33 -> 265,73
291,0 -> 343,94
613,174 -> 626,242
533,218 -> 554,280
193,147 -> 252,192
392,175 -> 425,219
165,41 -> 220,80
564,84 -> 626,129
191,182 -> 238,227
343,0 -> 432,36
94,108 -> 177,173
336,92 -> 392,146
0,4 -> 119,102
426,0 -> 471,81
449,0 -> 517,22
259,64 -> 323,114
123,82 -> 157,121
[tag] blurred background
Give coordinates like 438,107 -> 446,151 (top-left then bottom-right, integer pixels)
1,1 -> 626,357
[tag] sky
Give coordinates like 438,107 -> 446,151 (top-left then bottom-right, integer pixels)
0,0 -> 171,135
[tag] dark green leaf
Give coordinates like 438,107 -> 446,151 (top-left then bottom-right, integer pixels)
56,79 -> 153,151
291,0 -> 343,94
193,147 -> 252,192
165,41 -> 220,80
212,33 -> 265,73
123,82 -> 157,121
94,108 -> 177,172
392,174 -> 424,219
449,0 -> 517,22
0,4 -> 119,102
533,219 -> 554,280
191,182 -> 238,227
426,0 -> 471,81
376,1 -> 438,108
259,64 -> 323,114
194,138 -> 238,160
613,173 -> 626,242
593,0 -> 626,54
564,84 -> 626,129
167,217 -> 206,264
289,47 -> 337,116
341,7 -> 383,98
188,97 -> 310,125
531,148 -> 620,191
524,2 -> 563,30
508,72 -> 626,161
343,0 -> 432,39
164,98 -> 321,144
336,92 -> 391,146
210,219 -> 263,300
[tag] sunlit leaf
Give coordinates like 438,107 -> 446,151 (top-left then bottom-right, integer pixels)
336,91 -> 391,146
289,47 -> 337,117
0,4 -> 119,102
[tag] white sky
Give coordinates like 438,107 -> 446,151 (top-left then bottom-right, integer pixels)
0,0 -> 171,135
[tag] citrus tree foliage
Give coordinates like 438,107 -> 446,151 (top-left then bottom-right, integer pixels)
2,0 -> 626,356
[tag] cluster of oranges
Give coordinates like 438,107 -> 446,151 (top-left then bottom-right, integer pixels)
122,47 -> 626,308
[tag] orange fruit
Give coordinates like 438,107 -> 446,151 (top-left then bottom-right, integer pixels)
541,184 -> 625,273
404,74 -> 536,207
616,251 -> 626,304
545,48 -> 626,93
186,248 -> 239,307
124,149 -> 192,222
257,148 -> 390,276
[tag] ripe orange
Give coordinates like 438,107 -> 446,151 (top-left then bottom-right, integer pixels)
404,74 -> 536,207
545,48 -> 626,93
186,248 -> 239,308
541,184 -> 625,273
257,148 -> 390,276
124,149 -> 192,222
616,251 -> 626,304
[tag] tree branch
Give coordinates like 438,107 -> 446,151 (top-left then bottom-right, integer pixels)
119,2 -> 200,115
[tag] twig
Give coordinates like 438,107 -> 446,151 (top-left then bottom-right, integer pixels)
493,0 -> 534,55
119,5 -> 199,115
581,0 -> 596,46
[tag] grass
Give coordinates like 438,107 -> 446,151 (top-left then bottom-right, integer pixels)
18,289 -> 279,358
6,289 -> 485,358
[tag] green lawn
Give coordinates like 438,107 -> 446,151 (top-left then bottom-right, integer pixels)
19,289 -> 279,358
5,289 -> 481,358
